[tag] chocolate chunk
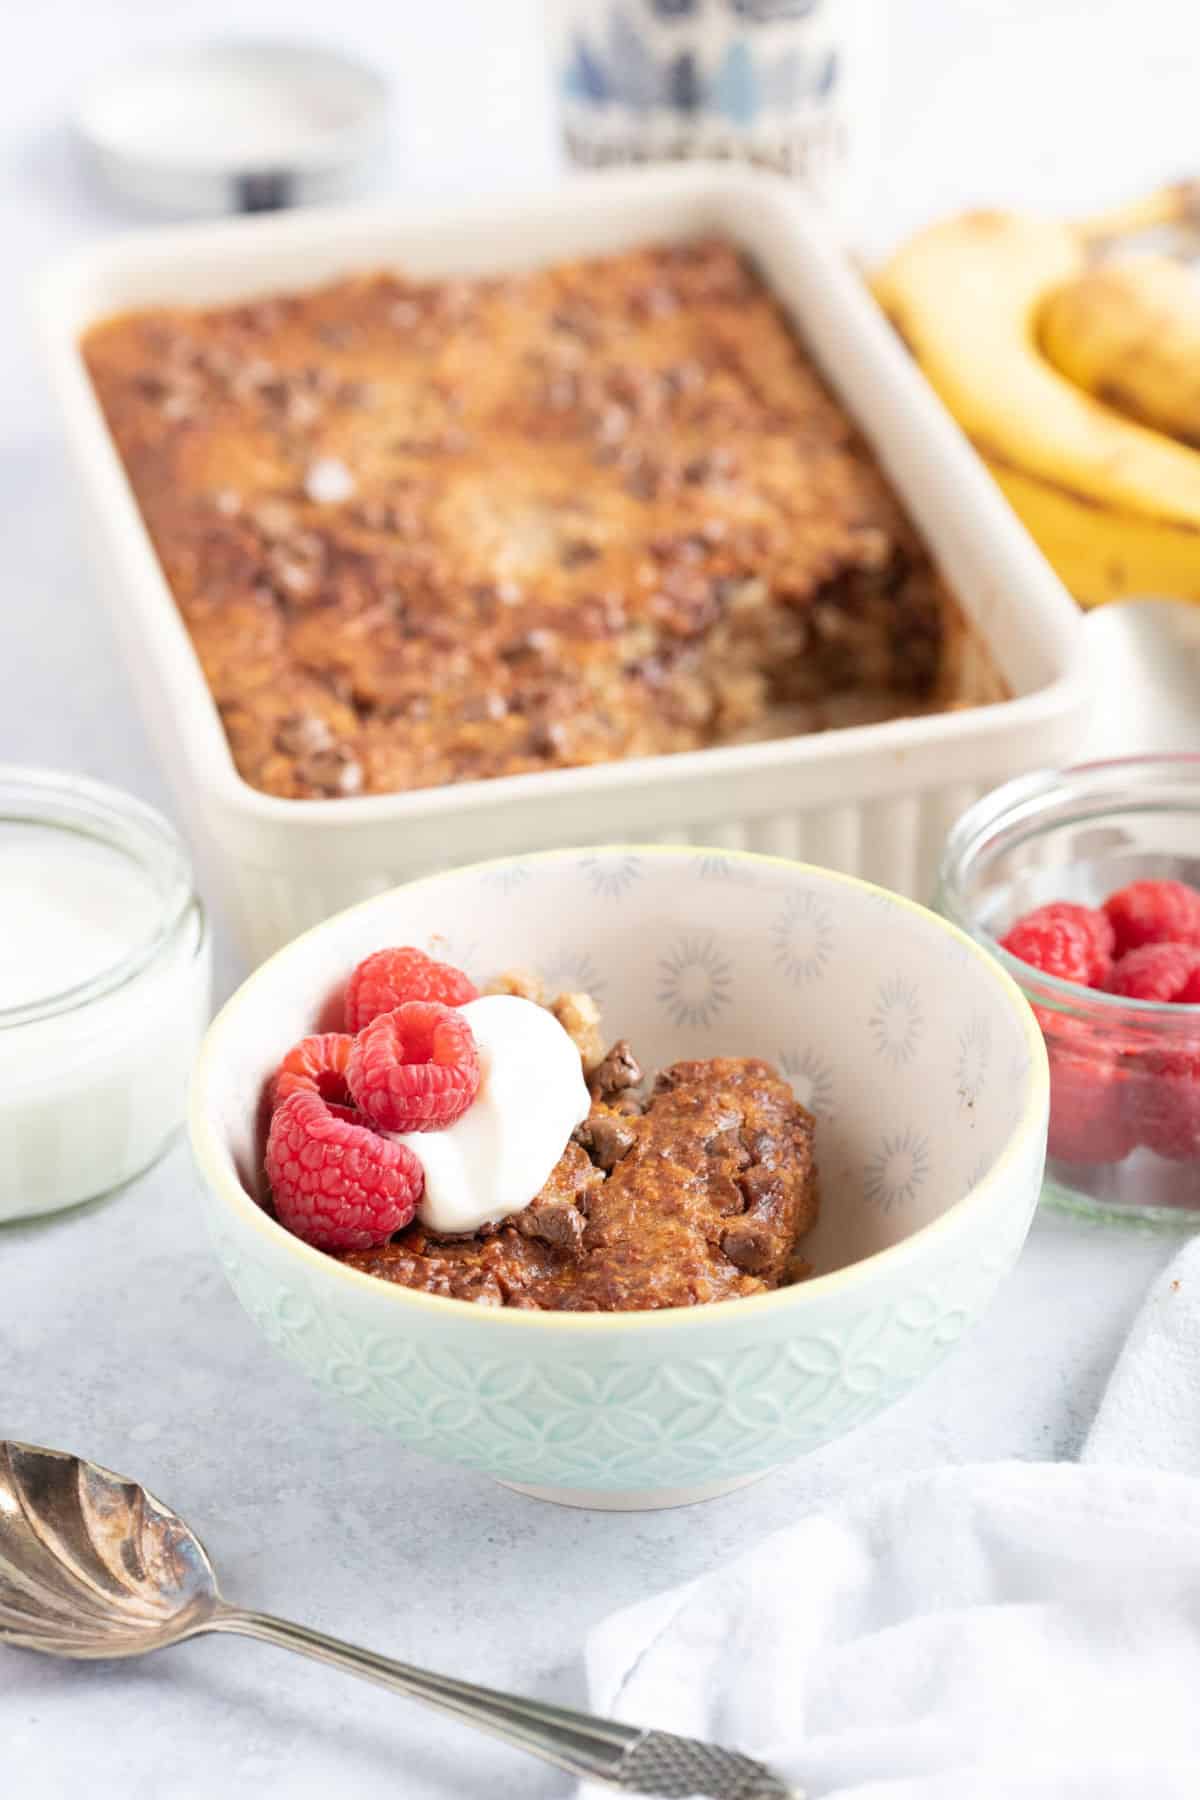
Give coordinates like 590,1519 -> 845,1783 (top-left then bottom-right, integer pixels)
560,540 -> 600,569
576,1112 -> 636,1172
589,1040 -> 643,1102
516,1202 -> 586,1253
721,1221 -> 776,1274
529,719 -> 569,757
738,1164 -> 785,1211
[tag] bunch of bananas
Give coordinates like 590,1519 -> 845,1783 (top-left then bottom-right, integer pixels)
872,185 -> 1200,605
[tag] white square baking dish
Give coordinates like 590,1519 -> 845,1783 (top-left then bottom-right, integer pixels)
39,166 -> 1088,966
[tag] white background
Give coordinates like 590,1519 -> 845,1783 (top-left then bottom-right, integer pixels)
2,3 -> 1197,1795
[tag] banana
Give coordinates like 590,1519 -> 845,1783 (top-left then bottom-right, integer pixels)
989,462 -> 1200,605
871,193 -> 1200,606
1039,254 -> 1200,448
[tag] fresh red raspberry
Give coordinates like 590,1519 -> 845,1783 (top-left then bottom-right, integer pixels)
1001,910 -> 1095,985
1031,903 -> 1112,984
274,1033 -> 354,1107
344,946 -> 478,1033
1106,942 -> 1200,1002
346,1000 -> 482,1132
265,1091 -> 424,1250
1104,879 -> 1200,956
1046,1043 -> 1135,1166
1126,1048 -> 1200,1161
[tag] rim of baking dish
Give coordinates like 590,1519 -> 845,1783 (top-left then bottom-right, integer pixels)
189,845 -> 1050,1334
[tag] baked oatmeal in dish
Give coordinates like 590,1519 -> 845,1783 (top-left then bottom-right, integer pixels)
262,947 -> 818,1312
82,239 -> 1001,801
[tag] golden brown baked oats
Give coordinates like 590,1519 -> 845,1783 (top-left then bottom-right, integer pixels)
83,238 -> 997,800
336,1052 -> 818,1312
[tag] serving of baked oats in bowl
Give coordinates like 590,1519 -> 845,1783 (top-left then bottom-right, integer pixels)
190,846 -> 1047,1508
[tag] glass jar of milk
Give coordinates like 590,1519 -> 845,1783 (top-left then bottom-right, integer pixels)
0,768 -> 211,1221
552,0 -> 882,236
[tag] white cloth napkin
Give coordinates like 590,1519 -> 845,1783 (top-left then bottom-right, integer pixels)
583,1238 -> 1200,1799
1082,1234 -> 1200,1475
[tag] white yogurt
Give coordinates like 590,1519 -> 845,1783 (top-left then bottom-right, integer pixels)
0,772 -> 211,1222
400,995 -> 591,1235
0,831 -> 163,1010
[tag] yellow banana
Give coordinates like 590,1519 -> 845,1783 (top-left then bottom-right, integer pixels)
871,192 -> 1200,606
1038,254 -> 1200,448
989,462 -> 1200,605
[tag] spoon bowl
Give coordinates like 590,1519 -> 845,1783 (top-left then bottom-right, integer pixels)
0,1441 -> 218,1658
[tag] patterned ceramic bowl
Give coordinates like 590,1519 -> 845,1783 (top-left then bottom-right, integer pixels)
189,847 -> 1048,1510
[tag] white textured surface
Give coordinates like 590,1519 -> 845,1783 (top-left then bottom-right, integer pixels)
1,1 -> 1196,1794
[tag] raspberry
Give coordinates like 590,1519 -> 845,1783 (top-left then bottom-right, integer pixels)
265,1091 -> 424,1250
1126,1049 -> 1200,1161
1001,910 -> 1095,985
274,1033 -> 354,1107
1104,879 -> 1200,956
1106,942 -> 1200,1002
346,1001 -> 482,1132
1033,903 -> 1112,984
1046,1043 -> 1135,1166
345,946 -> 478,1033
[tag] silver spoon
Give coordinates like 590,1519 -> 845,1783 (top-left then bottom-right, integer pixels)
0,1441 -> 797,1800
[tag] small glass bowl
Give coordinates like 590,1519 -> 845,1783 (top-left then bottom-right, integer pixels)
0,767 -> 211,1222
936,755 -> 1200,1227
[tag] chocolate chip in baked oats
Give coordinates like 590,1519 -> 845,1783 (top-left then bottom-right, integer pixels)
721,1220 -> 778,1274
589,1039 -> 643,1101
515,1201 -> 586,1252
528,719 -> 569,758
575,1112 -> 636,1172
559,540 -> 600,569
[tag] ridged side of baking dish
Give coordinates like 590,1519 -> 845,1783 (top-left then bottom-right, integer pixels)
39,167 -> 1089,965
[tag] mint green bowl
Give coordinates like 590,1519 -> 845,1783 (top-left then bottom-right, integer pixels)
189,847 -> 1048,1509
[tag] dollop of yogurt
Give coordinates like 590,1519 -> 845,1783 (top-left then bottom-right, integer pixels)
397,995 -> 591,1235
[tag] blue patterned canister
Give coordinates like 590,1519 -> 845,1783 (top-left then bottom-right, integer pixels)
552,0 -> 879,232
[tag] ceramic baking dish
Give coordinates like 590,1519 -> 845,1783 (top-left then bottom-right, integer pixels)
39,166 -> 1088,965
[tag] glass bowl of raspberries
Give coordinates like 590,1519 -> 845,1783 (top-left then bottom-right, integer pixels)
938,755 -> 1200,1225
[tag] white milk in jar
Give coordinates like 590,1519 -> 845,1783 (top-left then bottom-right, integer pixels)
0,769 -> 210,1221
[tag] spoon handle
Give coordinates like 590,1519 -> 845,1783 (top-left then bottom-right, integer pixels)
209,1606 -> 794,1797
